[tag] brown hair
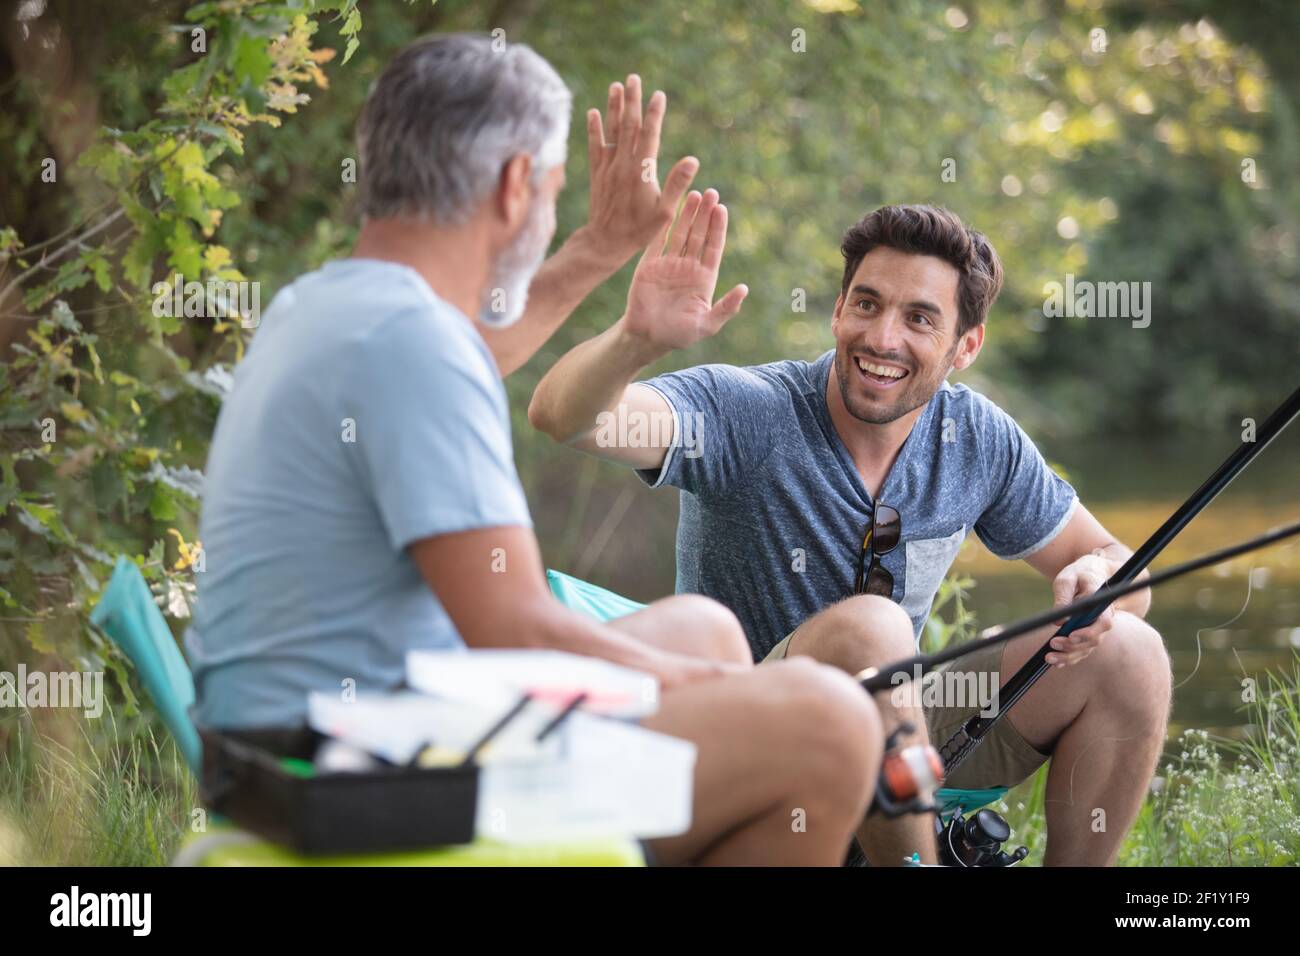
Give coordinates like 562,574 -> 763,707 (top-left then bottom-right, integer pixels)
839,205 -> 1003,336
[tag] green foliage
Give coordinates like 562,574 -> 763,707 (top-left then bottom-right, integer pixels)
1119,657 -> 1300,866
921,566 -> 979,654
0,0 -> 404,698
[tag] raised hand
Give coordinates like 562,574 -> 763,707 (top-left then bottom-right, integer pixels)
584,74 -> 699,265
622,187 -> 748,353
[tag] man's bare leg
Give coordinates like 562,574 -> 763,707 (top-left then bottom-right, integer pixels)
781,594 -> 937,865
997,611 -> 1170,866
643,659 -> 882,865
607,593 -> 883,864
607,594 -> 754,667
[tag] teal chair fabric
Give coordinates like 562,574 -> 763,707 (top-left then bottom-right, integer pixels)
89,556 -> 202,773
546,568 -> 648,620
545,568 -> 1007,817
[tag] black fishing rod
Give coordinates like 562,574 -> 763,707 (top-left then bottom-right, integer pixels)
933,383 -> 1300,776
860,517 -> 1300,695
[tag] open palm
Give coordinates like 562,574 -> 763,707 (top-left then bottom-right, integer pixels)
624,189 -> 748,351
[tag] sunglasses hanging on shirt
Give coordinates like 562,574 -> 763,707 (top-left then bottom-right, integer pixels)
854,504 -> 901,598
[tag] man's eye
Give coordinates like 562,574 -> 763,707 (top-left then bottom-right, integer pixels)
909,312 -> 931,326
856,299 -> 876,312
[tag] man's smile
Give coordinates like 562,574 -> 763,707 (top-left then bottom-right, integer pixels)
853,354 -> 911,390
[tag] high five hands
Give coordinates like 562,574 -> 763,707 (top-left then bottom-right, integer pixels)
586,75 -> 746,354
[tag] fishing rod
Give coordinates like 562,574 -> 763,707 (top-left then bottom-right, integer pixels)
860,517 -> 1300,695
935,382 -> 1300,776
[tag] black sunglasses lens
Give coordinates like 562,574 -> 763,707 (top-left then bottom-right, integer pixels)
872,505 -> 901,554
865,565 -> 894,598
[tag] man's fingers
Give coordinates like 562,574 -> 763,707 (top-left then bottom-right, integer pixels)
700,202 -> 729,273
622,74 -> 642,148
1046,638 -> 1095,666
669,191 -> 703,256
684,189 -> 719,260
659,156 -> 698,217
586,108 -> 606,174
1052,569 -> 1078,609
606,82 -> 624,147
707,283 -> 748,330
638,213 -> 675,266
1054,649 -> 1092,667
639,89 -> 666,164
1052,627 -> 1101,652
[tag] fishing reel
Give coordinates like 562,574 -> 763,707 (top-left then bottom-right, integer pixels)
869,722 -> 1028,867
937,807 -> 1028,867
870,722 -> 943,818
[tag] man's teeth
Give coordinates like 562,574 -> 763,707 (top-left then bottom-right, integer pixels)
855,357 -> 906,379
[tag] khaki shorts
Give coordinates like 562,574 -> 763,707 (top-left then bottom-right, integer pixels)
763,632 -> 1049,791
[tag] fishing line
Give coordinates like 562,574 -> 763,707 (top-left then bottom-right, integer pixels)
1175,561 -> 1255,691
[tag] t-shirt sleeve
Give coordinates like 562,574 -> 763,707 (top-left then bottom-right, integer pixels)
345,310 -> 532,551
635,363 -> 787,498
973,399 -> 1077,560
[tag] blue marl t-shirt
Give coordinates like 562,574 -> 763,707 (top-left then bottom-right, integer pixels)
637,349 -> 1077,658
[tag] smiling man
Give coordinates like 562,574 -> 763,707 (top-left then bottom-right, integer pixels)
529,201 -> 1172,866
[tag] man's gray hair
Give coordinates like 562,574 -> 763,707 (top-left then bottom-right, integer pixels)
356,33 -> 572,225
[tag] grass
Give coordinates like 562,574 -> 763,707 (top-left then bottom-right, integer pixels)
995,655 -> 1300,866
0,702 -> 195,866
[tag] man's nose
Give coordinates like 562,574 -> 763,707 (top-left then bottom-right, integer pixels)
861,310 -> 906,355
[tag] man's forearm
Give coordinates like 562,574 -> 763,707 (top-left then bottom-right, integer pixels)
477,594 -> 693,687
528,317 -> 666,443
479,226 -> 628,377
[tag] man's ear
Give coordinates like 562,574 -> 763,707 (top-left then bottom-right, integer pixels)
497,153 -> 534,232
830,291 -> 845,332
950,322 -> 985,371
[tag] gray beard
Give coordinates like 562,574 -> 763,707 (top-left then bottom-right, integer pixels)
478,196 -> 553,329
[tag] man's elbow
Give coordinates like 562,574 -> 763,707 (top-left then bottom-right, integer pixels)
526,389 -> 558,439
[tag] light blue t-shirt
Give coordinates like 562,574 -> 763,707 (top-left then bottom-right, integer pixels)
189,260 -> 532,728
638,351 -> 1077,656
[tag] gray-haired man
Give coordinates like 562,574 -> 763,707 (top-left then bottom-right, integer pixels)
190,33 -> 884,865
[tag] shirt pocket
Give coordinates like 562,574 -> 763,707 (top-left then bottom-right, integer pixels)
900,526 -> 967,623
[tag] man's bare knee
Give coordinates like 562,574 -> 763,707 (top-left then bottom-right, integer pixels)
791,595 -> 915,675
673,594 -> 752,666
1099,614 -> 1171,722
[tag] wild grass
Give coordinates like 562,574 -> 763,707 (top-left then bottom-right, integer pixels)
994,658 -> 1300,866
0,703 -> 194,866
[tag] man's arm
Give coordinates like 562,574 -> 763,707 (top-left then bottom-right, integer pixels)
528,187 -> 747,466
1023,503 -> 1152,666
408,524 -> 734,689
478,75 -> 699,377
